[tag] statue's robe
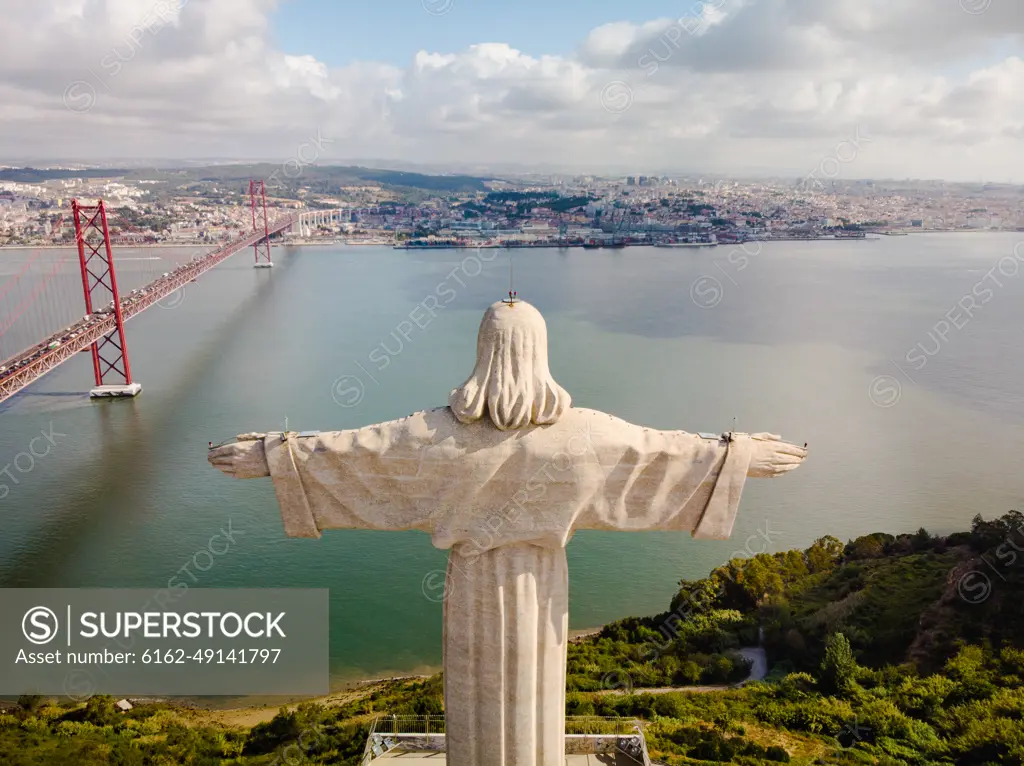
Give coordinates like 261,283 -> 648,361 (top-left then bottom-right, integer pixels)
262,406 -> 755,766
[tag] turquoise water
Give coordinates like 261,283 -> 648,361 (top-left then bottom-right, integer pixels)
2,235 -> 1023,684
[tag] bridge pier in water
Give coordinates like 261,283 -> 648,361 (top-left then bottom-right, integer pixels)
89,383 -> 143,399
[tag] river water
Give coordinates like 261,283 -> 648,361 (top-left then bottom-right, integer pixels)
1,234 -> 1022,685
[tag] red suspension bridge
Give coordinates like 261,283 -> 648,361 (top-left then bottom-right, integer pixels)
0,180 -> 298,405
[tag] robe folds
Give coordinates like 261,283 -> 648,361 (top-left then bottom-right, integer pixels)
262,406 -> 755,766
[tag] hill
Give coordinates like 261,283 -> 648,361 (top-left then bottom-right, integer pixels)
0,165 -> 491,195
2,512 -> 1022,764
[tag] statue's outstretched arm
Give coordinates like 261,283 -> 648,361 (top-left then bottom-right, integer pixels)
208,433 -> 269,479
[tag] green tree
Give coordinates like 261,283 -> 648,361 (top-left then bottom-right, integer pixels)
820,632 -> 857,696
736,554 -> 785,605
679,660 -> 703,685
845,532 -> 894,560
806,535 -> 844,572
82,695 -> 119,726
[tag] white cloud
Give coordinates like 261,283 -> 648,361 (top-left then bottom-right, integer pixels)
1,0 -> 1023,179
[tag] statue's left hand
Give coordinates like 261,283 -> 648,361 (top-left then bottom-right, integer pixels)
208,437 -> 270,479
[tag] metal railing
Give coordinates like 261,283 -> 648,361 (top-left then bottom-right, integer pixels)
565,716 -> 642,736
360,715 -> 649,763
369,714 -> 446,736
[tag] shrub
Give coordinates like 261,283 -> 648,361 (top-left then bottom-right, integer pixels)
652,695 -> 687,719
19,716 -> 48,733
55,720 -> 94,737
245,707 -> 302,755
779,672 -> 817,701
16,695 -> 44,714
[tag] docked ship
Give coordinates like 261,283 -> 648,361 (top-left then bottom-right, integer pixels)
834,230 -> 867,239
654,233 -> 718,248
395,238 -> 474,249
345,237 -> 394,246
714,231 -> 746,244
582,237 -> 628,249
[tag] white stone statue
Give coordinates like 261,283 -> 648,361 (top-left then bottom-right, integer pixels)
209,298 -> 806,766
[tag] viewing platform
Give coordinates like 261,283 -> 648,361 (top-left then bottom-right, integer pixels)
360,715 -> 651,764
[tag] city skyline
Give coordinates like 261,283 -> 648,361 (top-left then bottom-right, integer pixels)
1,0 -> 1023,181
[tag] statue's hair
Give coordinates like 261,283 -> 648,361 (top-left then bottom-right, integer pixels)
449,300 -> 571,430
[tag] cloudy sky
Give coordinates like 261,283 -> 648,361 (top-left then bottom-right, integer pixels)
3,0 -> 1024,180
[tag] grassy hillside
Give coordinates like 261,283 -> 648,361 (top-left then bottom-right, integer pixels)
2,512 -> 1022,765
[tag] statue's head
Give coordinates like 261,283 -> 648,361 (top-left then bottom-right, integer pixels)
449,299 -> 571,430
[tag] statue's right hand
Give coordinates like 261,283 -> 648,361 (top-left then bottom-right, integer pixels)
747,435 -> 807,478
208,439 -> 270,479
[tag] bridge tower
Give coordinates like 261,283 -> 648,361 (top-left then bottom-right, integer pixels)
72,199 -> 142,399
250,180 -> 273,268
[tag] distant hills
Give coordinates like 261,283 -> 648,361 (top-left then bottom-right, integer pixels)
0,165 -> 492,194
